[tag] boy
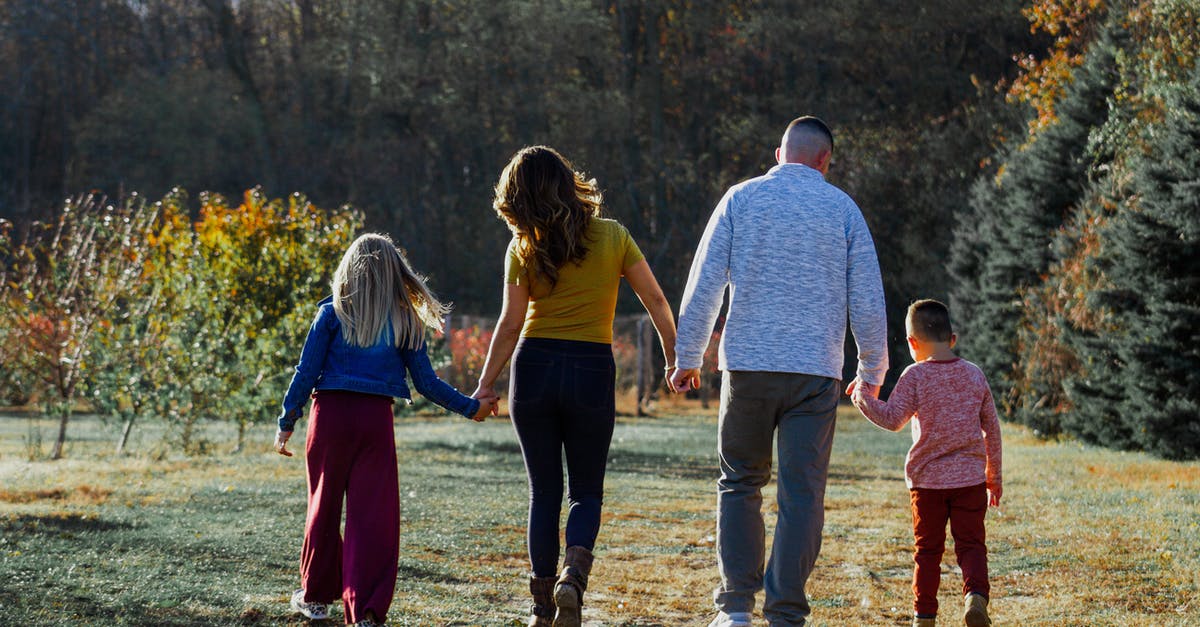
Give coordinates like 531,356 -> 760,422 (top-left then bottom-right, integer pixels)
850,299 -> 1002,627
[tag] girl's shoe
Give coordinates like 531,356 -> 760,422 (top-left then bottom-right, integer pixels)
289,588 -> 330,620
912,616 -> 936,627
964,593 -> 991,626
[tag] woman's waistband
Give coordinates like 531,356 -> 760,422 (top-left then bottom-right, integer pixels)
516,336 -> 612,356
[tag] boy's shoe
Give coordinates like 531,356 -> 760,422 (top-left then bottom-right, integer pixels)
963,593 -> 991,627
707,611 -> 753,627
913,616 -> 936,627
289,588 -> 329,620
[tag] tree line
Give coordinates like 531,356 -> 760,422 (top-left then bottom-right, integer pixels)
951,0 -> 1200,459
1,1 -> 1196,458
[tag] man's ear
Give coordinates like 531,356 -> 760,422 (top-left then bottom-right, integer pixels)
775,146 -> 783,164
816,149 -> 832,173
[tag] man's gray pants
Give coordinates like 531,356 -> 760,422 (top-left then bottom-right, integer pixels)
713,370 -> 840,626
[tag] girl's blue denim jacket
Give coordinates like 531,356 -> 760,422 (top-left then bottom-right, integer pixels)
278,297 -> 479,431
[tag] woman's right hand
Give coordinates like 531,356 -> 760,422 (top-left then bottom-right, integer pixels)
471,384 -> 500,421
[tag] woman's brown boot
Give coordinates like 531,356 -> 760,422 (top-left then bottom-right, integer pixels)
552,546 -> 594,627
528,575 -> 557,627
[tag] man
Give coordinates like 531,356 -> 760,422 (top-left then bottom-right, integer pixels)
670,116 -> 888,627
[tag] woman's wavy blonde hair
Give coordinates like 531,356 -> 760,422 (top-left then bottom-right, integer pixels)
493,145 -> 602,290
331,233 -> 447,349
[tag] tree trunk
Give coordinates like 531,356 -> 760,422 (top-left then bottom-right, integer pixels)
50,400 -> 71,460
233,419 -> 245,454
116,413 -> 135,456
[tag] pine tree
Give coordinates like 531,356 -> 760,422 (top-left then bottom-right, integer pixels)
950,28 -> 1119,432
1085,72 -> 1200,459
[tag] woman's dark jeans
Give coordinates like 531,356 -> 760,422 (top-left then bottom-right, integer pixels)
509,337 -> 616,577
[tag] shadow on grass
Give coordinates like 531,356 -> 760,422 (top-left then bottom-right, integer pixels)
0,511 -> 135,534
827,470 -> 905,483
397,560 -> 470,585
607,449 -> 716,481
403,439 -> 523,456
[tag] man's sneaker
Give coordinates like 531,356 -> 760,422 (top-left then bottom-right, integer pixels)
290,588 -> 329,620
963,593 -> 991,627
708,611 -> 753,627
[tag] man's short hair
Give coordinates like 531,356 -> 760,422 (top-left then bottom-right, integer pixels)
907,299 -> 953,343
785,116 -> 834,152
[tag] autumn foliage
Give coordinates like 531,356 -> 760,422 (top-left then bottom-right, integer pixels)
1,189 -> 362,457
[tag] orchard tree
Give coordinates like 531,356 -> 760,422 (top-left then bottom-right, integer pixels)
187,189 -> 360,452
6,195 -> 158,459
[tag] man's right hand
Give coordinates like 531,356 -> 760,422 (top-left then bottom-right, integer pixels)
845,377 -> 879,399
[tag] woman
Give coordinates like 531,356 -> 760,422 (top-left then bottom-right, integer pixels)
473,146 -> 678,627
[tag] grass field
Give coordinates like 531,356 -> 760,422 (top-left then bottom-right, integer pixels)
1,402 -> 1197,626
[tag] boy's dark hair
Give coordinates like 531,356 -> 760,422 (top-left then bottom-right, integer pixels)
907,299 -> 953,342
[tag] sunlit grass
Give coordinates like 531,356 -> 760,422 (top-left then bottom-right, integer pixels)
1,405 -> 1197,625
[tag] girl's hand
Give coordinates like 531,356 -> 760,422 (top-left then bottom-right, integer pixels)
274,430 -> 294,457
471,384 -> 500,421
471,398 -> 497,422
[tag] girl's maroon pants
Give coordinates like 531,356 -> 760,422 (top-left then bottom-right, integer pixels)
301,391 -> 399,624
910,483 -> 989,617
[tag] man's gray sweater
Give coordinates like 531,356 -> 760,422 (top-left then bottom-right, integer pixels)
675,163 -> 889,385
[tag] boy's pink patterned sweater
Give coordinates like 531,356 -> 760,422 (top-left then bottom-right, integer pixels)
853,358 -> 1002,490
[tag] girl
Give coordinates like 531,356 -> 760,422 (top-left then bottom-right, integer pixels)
275,233 -> 494,627
472,146 -> 678,627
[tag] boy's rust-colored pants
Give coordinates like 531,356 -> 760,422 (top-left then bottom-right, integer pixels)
910,483 -> 989,617
301,391 -> 399,625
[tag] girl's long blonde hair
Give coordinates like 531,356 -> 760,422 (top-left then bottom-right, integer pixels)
493,145 -> 602,290
331,233 -> 447,349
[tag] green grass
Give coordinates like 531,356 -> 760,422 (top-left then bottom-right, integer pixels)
1,404 -> 1198,626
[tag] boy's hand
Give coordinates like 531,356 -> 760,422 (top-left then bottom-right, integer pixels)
987,482 -> 1002,507
274,430 -> 294,457
850,384 -> 865,406
845,377 -> 878,400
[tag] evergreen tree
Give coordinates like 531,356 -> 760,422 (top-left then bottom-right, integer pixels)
1056,183 -> 1133,449
1083,72 -> 1200,458
950,27 -> 1120,431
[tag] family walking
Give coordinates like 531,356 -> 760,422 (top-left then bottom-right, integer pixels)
274,117 -> 1003,627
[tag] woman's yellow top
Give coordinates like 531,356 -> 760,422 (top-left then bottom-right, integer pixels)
505,218 -> 644,344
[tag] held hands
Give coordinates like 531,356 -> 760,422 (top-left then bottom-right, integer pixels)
667,367 -> 701,393
470,384 -> 500,422
274,430 -> 294,457
845,377 -> 879,402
